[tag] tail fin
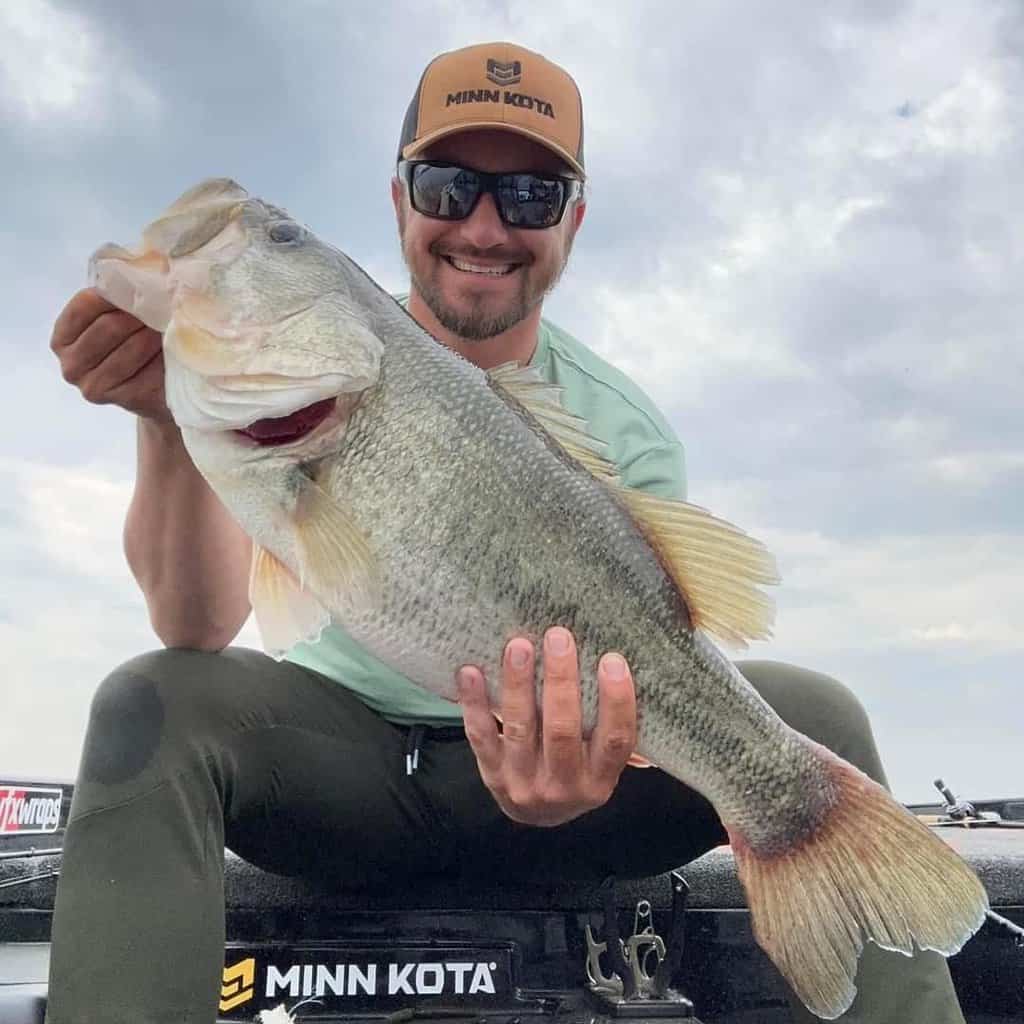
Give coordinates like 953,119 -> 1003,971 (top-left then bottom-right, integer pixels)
726,748 -> 988,1020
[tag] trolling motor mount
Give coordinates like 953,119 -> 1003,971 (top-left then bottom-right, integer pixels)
584,872 -> 702,1020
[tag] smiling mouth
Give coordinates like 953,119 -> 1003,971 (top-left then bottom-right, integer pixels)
443,255 -> 521,277
235,397 -> 337,446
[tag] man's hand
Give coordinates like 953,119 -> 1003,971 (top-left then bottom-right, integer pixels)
51,288 -> 171,422
458,627 -> 637,827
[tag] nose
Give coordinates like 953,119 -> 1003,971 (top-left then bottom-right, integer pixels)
455,192 -> 511,249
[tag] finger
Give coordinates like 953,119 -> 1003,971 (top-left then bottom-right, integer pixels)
498,637 -> 539,781
77,325 -> 163,405
540,627 -> 584,781
587,652 -> 638,792
457,666 -> 502,783
50,288 -> 121,353
59,310 -> 151,385
104,349 -> 173,420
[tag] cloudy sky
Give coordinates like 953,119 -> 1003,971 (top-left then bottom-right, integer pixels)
1,0 -> 1020,804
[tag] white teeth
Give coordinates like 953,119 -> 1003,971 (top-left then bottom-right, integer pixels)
448,257 -> 514,276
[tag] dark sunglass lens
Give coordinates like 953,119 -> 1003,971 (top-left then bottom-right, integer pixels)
498,175 -> 566,227
412,165 -> 481,219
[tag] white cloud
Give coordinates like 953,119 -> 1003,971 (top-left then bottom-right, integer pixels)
859,59 -> 1015,165
14,459 -> 132,579
586,271 -> 812,412
924,451 -> 1024,488
909,623 -> 971,643
577,186 -> 892,408
869,411 -> 952,453
702,176 -> 889,278
0,0 -> 159,125
755,527 -> 1024,658
921,66 -> 1013,157
0,0 -> 93,120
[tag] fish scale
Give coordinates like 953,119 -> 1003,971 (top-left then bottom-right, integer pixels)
325,327 -> 693,729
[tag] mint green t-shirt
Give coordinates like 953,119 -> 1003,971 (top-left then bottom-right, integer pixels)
283,309 -> 687,725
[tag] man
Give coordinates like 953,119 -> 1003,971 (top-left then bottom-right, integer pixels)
47,41 -> 966,1024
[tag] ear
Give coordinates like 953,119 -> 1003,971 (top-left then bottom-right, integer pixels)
572,198 -> 587,231
390,176 -> 403,218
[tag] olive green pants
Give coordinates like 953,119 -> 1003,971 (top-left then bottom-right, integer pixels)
46,648 -> 964,1023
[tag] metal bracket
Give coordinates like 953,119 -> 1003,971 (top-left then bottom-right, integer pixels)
583,873 -> 699,1019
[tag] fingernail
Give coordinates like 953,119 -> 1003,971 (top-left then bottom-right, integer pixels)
602,653 -> 627,681
508,640 -> 530,669
546,628 -> 570,655
456,667 -> 477,698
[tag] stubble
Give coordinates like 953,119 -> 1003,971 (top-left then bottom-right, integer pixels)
398,210 -> 572,342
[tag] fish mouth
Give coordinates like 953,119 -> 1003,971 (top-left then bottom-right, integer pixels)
234,397 -> 338,447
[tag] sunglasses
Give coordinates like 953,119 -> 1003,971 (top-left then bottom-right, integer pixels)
398,160 -> 584,229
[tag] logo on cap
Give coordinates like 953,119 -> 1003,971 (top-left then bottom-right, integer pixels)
486,59 -> 522,87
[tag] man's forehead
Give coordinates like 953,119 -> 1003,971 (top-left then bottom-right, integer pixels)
422,128 -> 573,175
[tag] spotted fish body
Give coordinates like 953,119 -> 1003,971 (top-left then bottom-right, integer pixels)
89,179 -> 988,1019
243,256 -> 828,841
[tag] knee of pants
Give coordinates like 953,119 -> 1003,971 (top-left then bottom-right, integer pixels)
736,660 -> 885,782
79,647 -> 244,790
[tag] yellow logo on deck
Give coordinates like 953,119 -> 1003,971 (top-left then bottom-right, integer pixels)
220,957 -> 256,1012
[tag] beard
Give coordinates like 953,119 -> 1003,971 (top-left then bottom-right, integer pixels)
398,212 -> 572,342
414,264 -> 535,341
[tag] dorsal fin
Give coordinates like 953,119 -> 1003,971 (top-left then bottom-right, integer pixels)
487,361 -> 779,649
487,362 -> 619,482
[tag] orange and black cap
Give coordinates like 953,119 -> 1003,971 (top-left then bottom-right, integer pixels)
398,42 -> 585,178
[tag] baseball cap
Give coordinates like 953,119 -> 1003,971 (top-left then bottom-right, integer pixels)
397,42 -> 585,178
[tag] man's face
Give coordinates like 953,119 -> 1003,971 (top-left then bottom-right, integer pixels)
393,129 -> 586,342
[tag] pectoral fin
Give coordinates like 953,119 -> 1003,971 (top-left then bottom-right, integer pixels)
249,475 -> 381,655
292,475 -> 382,615
249,543 -> 331,658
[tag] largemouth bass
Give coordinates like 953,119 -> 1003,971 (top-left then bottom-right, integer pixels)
89,178 -> 987,1019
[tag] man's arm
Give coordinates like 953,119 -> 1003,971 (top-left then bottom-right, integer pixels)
125,419 -> 252,649
52,288 -> 252,650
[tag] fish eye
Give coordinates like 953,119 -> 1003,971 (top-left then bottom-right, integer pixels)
268,220 -> 303,244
